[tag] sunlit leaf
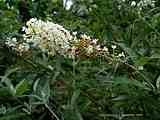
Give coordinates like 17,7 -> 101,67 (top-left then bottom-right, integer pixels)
15,79 -> 29,96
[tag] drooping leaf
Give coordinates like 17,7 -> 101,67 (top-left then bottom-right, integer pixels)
71,89 -> 81,109
156,75 -> 160,89
15,79 -> 29,96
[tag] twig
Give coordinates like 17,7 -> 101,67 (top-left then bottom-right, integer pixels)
45,103 -> 60,120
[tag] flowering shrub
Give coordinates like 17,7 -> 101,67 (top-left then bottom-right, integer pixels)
2,0 -> 160,119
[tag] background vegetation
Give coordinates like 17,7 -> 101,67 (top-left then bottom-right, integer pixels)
0,0 -> 160,120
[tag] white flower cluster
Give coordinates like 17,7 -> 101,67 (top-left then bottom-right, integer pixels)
5,37 -> 30,54
70,34 -> 109,58
24,18 -> 73,56
5,18 -> 125,60
137,0 -> 155,8
118,0 -> 155,10
6,18 -> 74,56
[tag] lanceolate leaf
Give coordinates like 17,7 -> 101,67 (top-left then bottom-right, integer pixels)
15,79 -> 29,96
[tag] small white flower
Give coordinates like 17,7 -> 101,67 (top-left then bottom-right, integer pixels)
5,38 -> 17,47
86,45 -> 94,54
131,1 -> 136,6
96,45 -> 101,51
103,47 -> 108,52
81,34 -> 90,40
18,43 -> 30,52
68,46 -> 76,59
91,39 -> 98,44
138,66 -> 144,70
111,45 -> 117,49
118,52 -> 125,57
12,37 -> 17,42
118,5 -> 121,10
22,26 -> 27,32
73,32 -> 77,36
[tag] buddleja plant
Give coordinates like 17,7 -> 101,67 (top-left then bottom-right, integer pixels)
1,0 -> 160,120
2,17 -> 157,120
2,18 -> 130,120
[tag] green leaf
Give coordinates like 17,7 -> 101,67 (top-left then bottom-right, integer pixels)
1,67 -> 20,82
71,89 -> 81,109
135,57 -> 151,66
151,53 -> 160,59
0,105 -> 6,115
0,112 -> 27,120
156,75 -> 160,89
0,87 -> 13,97
15,79 -> 29,96
112,77 -> 150,90
1,77 -> 16,95
41,81 -> 50,102
112,95 -> 129,101
33,79 -> 40,92
117,43 -> 137,59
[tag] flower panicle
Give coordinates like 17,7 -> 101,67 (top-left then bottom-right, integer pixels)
5,18 -> 126,60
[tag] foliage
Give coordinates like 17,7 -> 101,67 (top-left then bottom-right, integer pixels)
0,0 -> 160,120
